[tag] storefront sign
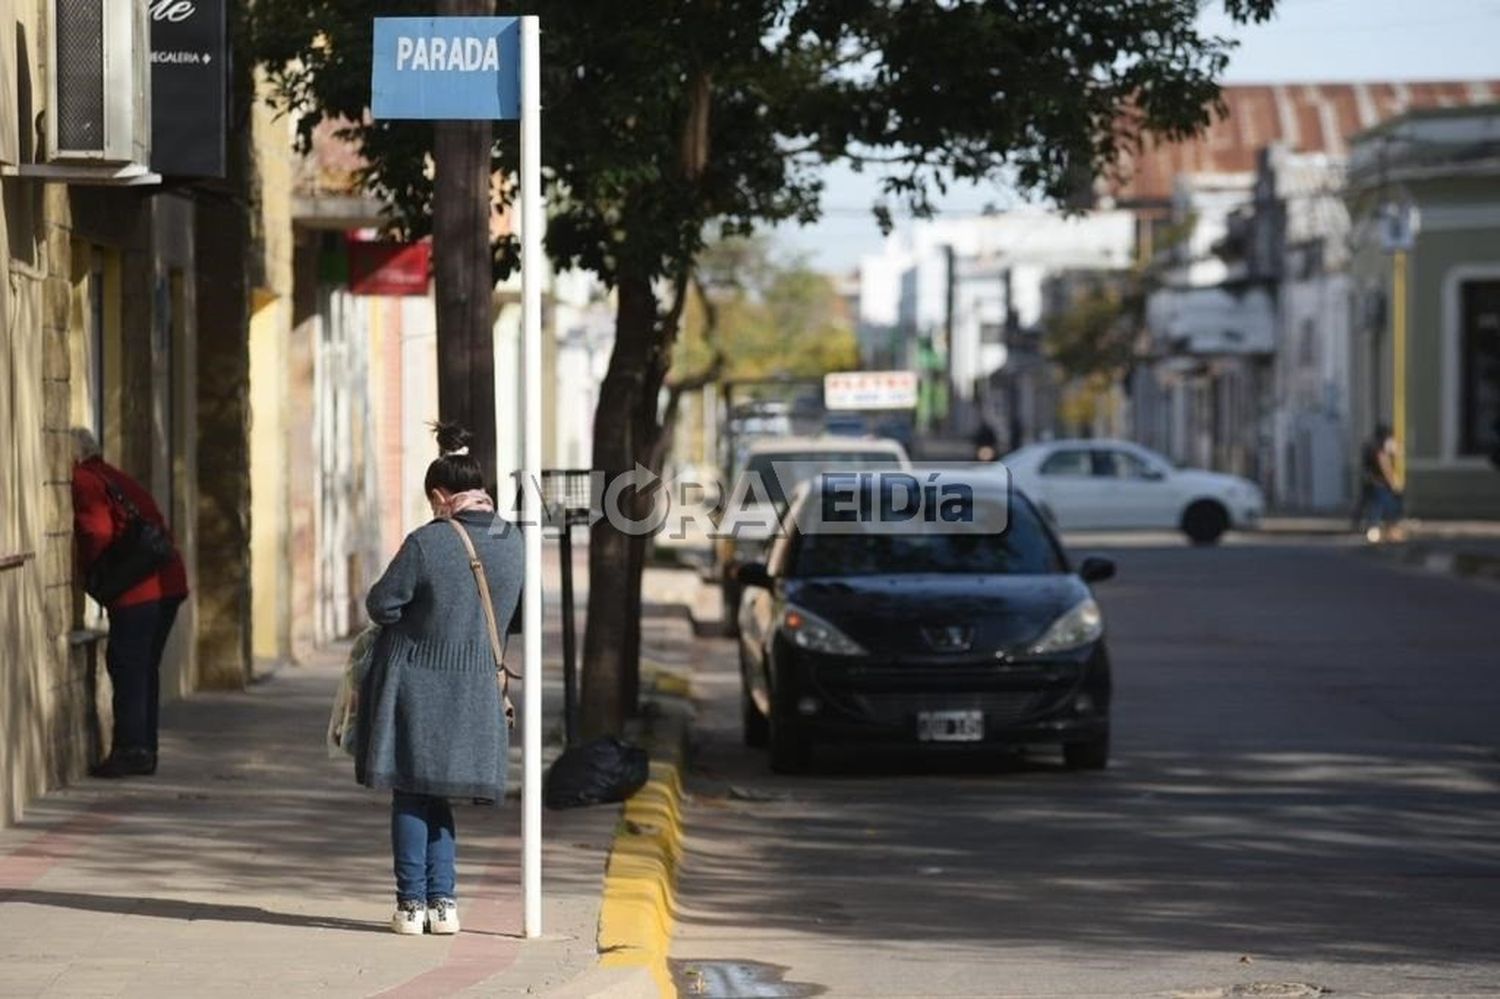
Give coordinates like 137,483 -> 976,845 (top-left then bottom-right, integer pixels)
149,0 -> 226,177
825,370 -> 921,411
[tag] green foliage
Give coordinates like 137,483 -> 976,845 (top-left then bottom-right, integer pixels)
673,239 -> 859,383
250,0 -> 1279,287
1044,281 -> 1142,381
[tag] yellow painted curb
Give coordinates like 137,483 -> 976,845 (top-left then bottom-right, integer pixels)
640,662 -> 693,700
599,758 -> 685,998
594,669 -> 693,996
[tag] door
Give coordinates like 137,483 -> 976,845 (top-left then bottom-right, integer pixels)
1091,446 -> 1175,528
1035,447 -> 1106,528
1460,280 -> 1500,459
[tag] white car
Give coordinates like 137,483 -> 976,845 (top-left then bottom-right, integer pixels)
1003,439 -> 1264,544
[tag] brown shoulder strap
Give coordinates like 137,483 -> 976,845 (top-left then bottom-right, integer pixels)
444,518 -> 520,681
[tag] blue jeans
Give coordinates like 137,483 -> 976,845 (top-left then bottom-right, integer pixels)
391,791 -> 456,904
1363,484 -> 1403,528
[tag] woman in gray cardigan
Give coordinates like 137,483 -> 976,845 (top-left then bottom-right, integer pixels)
356,423 -> 523,936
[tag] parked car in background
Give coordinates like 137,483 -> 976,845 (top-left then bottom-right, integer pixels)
1003,438 -> 1264,544
737,476 -> 1114,773
717,436 -> 911,633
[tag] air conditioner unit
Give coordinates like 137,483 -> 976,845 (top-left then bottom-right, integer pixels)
45,0 -> 151,168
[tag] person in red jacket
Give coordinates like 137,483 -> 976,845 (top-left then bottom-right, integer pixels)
71,428 -> 189,778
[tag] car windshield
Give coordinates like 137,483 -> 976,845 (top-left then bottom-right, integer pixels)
741,451 -> 903,507
789,496 -> 1064,577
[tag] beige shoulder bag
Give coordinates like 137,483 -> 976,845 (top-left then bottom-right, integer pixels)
445,518 -> 518,727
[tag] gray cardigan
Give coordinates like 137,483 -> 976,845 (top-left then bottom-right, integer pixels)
355,511 -> 524,802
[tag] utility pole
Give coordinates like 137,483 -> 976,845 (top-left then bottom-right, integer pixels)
943,244 -> 957,433
433,0 -> 498,486
1392,248 -> 1408,490
1379,196 -> 1414,491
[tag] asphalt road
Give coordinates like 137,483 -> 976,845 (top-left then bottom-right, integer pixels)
668,538 -> 1500,998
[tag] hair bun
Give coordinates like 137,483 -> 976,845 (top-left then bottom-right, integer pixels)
432,421 -> 474,457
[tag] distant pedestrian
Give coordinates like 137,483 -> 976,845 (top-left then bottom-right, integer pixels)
355,422 -> 522,936
71,428 -> 188,778
1359,423 -> 1404,543
972,421 -> 1000,462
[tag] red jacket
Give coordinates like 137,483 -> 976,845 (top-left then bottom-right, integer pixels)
72,457 -> 189,608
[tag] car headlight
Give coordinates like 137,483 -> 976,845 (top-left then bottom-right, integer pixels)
780,605 -> 867,656
1027,598 -> 1104,655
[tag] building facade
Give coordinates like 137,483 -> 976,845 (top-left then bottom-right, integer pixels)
856,210 -> 1136,444
1120,83 -> 1500,503
0,0 -> 267,823
1347,107 -> 1500,518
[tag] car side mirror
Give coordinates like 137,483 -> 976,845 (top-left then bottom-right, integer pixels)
736,562 -> 773,590
1141,467 -> 1166,482
1077,556 -> 1116,584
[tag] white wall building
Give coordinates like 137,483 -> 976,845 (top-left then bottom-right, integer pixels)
550,271 -> 615,469
1135,173 -> 1270,478
1264,147 -> 1353,511
856,210 -> 1136,431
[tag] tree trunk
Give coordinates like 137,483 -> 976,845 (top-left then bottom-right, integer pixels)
580,269 -> 665,737
432,0 -> 497,484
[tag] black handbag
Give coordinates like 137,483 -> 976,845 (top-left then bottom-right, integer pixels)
84,480 -> 174,605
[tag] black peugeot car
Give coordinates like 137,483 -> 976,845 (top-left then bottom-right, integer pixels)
735,473 -> 1115,773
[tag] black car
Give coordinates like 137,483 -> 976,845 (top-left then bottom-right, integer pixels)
736,475 -> 1115,773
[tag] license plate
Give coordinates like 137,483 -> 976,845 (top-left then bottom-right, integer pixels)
916,710 -> 984,742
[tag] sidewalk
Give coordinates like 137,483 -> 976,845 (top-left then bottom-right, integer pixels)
0,542 -> 705,999
1364,531 -> 1500,584
0,643 -> 622,998
1257,514 -> 1500,582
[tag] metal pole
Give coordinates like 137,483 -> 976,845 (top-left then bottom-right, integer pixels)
519,14 -> 544,941
1392,248 -> 1408,491
559,523 -> 578,746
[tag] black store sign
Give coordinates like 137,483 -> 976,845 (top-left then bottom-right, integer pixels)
150,0 -> 226,178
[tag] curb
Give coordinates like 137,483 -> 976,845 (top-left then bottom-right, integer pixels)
592,671 -> 694,999
1364,543 -> 1500,584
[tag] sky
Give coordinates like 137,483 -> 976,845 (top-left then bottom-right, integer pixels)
773,0 -> 1500,275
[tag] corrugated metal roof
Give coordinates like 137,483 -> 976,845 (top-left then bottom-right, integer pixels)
1109,81 -> 1500,204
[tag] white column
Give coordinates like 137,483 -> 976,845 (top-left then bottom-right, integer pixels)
518,14 -> 545,941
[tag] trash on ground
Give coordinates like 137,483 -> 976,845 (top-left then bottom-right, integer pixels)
544,736 -> 649,809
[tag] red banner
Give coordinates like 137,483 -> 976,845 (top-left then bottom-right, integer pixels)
346,237 -> 431,296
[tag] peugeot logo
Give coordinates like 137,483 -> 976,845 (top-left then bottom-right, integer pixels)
921,625 -> 973,652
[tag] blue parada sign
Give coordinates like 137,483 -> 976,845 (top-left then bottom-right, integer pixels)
371,16 -> 520,121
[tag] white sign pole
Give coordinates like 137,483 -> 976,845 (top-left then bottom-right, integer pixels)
518,14 -> 544,941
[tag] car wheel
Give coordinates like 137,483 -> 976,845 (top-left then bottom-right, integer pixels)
1063,736 -> 1109,770
740,666 -> 769,749
1181,500 -> 1229,545
768,708 -> 810,774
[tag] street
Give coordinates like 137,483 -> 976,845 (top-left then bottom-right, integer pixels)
669,538 -> 1500,997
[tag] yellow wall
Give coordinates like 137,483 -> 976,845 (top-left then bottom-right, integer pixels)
247,75 -> 296,667
249,295 -> 287,663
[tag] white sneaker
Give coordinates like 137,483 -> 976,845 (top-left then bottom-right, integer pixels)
426,897 -> 460,935
392,899 -> 426,935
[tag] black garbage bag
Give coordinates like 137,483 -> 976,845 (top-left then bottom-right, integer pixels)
544,736 -> 650,809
